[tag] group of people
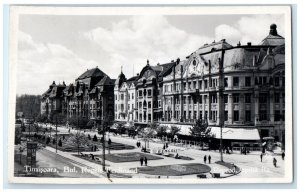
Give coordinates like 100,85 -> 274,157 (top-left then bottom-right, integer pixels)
140,156 -> 148,166
203,155 -> 212,164
260,151 -> 285,168
163,143 -> 169,149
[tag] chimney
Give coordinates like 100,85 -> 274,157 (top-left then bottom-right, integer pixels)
147,59 -> 149,66
176,58 -> 180,65
247,42 -> 252,46
171,60 -> 174,62
221,39 -> 226,42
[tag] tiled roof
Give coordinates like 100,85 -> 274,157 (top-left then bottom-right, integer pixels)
193,39 -> 233,55
76,67 -> 107,80
95,76 -> 115,86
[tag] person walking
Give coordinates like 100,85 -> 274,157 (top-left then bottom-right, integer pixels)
136,141 -> 139,148
260,153 -> 263,162
204,155 -> 207,164
273,157 -> 277,168
282,152 -> 285,160
140,157 -> 144,166
208,155 -> 211,164
144,157 -> 148,166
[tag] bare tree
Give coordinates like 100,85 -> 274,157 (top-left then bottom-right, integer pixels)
68,131 -> 89,155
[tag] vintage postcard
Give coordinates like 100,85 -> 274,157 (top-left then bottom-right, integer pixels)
7,5 -> 293,184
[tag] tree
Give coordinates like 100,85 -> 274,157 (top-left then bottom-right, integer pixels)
139,123 -> 158,149
156,125 -> 167,138
169,126 -> 180,139
189,119 -> 212,147
93,134 -> 98,141
68,116 -> 89,130
86,120 -> 95,130
87,134 -> 91,140
36,114 -> 48,123
68,131 -> 89,155
15,126 -> 22,145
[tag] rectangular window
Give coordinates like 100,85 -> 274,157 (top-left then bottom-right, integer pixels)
274,93 -> 280,103
188,82 -> 191,90
245,77 -> 251,87
148,114 -> 151,121
245,93 -> 251,103
209,79 -> 212,87
274,77 -> 280,86
224,111 -> 228,121
246,110 -> 251,122
188,96 -> 191,104
183,83 -> 187,91
139,90 -> 143,97
147,89 -> 152,97
233,77 -> 239,87
224,94 -> 228,103
199,80 -> 202,89
259,93 -> 268,103
224,78 -> 228,87
274,110 -> 281,121
199,95 -> 203,104
139,102 -> 142,108
234,111 -> 239,121
233,94 -> 239,103
259,110 -> 267,121
204,80 -> 208,89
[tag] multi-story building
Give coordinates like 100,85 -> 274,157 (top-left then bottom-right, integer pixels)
161,24 -> 285,145
41,67 -> 115,125
114,71 -> 138,122
135,60 -> 176,124
41,81 -> 66,118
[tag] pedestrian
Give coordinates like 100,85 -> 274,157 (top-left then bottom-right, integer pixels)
163,144 -> 166,150
140,157 -> 144,166
107,169 -> 111,179
282,152 -> 285,160
136,141 -> 139,148
144,157 -> 148,166
166,143 -> 168,148
204,155 -> 207,164
260,153 -> 263,162
273,157 -> 277,168
208,155 -> 211,164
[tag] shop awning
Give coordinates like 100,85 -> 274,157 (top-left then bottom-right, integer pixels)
209,127 -> 261,141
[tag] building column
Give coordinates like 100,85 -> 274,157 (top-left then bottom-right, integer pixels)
172,96 -> 175,121
202,95 -> 206,121
228,94 -> 233,124
269,90 -> 274,124
254,91 -> 259,125
240,93 -> 245,123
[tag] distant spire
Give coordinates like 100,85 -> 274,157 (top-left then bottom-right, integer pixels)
147,59 -> 149,66
121,65 -> 123,73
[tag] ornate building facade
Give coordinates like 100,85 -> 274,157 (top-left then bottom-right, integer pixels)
161,24 -> 285,143
41,67 -> 115,125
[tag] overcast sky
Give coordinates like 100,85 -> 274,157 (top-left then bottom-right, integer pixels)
17,14 -> 284,95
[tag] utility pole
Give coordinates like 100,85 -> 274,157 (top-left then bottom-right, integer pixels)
219,50 -> 225,162
55,114 -> 58,153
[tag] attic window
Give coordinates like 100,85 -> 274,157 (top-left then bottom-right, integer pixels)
193,60 -> 197,66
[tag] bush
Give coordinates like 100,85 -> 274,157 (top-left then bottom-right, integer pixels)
58,139 -> 62,147
52,138 -> 56,145
93,134 -> 98,141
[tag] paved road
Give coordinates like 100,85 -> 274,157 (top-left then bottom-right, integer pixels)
36,148 -> 101,178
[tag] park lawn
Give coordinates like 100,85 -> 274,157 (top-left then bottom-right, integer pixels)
137,163 -> 211,176
74,152 -> 163,163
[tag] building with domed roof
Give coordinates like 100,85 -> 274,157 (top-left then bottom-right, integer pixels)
160,24 -> 285,148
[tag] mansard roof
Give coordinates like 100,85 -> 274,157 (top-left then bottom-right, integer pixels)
76,67 -> 107,80
192,39 -> 233,55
